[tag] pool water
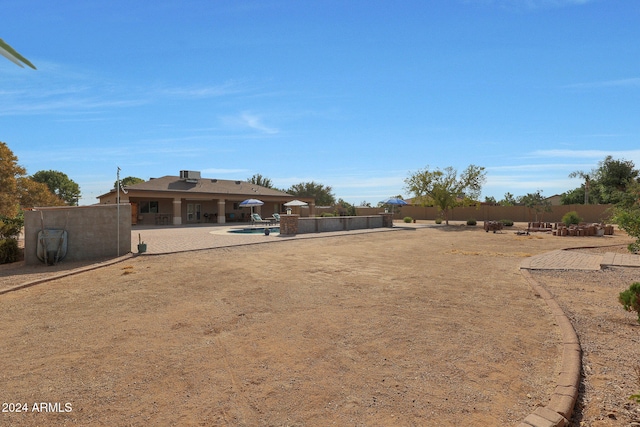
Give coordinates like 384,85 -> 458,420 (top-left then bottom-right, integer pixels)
228,227 -> 280,235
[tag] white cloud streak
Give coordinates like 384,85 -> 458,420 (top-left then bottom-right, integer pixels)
564,77 -> 640,90
221,111 -> 279,135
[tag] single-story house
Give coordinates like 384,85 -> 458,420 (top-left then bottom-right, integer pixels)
97,170 -> 314,225
544,194 -> 563,206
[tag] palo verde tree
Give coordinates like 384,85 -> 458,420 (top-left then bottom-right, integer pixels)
404,164 -> 486,225
287,181 -> 336,206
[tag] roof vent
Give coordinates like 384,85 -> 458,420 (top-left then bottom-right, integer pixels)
235,180 -> 241,184
211,179 -> 217,183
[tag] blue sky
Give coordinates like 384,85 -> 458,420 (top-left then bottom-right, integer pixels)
1,0 -> 639,206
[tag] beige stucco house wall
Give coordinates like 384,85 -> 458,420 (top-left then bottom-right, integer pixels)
97,171 -> 314,225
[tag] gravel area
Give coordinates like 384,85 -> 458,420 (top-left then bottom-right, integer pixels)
532,245 -> 640,427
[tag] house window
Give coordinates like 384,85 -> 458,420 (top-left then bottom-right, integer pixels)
140,201 -> 159,213
233,202 -> 239,210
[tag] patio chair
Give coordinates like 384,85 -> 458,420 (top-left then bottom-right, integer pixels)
272,213 -> 280,223
251,213 -> 270,226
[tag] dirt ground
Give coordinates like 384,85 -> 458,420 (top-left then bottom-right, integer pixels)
1,224 -> 639,426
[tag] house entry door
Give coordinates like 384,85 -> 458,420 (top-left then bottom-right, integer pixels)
187,203 -> 201,222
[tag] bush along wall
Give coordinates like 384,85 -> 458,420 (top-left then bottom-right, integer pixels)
0,238 -> 19,264
0,214 -> 23,264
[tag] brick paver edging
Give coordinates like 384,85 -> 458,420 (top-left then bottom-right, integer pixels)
0,254 -> 135,296
516,268 -> 580,427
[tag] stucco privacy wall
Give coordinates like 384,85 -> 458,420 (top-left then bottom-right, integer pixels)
281,215 -> 386,235
24,204 -> 132,265
356,204 -> 614,223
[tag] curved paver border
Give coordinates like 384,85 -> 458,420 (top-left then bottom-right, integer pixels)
517,268 -> 579,427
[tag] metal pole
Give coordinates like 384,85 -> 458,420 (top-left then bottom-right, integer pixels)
117,167 -> 120,257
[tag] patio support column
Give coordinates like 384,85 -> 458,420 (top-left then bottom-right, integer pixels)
309,201 -> 315,217
172,198 -> 182,225
217,199 -> 226,224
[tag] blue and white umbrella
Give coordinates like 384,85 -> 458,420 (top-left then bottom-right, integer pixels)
380,197 -> 407,207
239,198 -> 264,215
380,197 -> 407,216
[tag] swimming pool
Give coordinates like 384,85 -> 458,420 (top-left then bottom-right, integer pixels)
228,227 -> 280,235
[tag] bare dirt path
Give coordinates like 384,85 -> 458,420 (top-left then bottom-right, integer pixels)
0,224 -> 636,426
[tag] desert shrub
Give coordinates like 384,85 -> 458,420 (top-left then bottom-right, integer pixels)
466,218 -> 477,226
0,238 -> 19,264
0,214 -> 23,239
619,282 -> 640,324
403,216 -> 413,223
435,218 -> 442,224
499,219 -> 514,227
320,212 -> 335,217
562,211 -> 582,227
631,366 -> 640,404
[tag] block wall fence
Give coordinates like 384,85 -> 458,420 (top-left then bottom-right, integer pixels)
355,204 -> 614,224
24,204 -> 132,265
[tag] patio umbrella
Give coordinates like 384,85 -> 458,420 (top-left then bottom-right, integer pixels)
239,198 -> 264,215
380,197 -> 407,215
283,199 -> 308,214
283,200 -> 308,207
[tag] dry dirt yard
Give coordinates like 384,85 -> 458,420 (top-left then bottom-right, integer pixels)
1,224 -> 639,426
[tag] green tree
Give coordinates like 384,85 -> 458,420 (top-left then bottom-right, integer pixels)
247,173 -> 273,189
114,176 -> 145,189
31,170 -> 81,206
565,156 -> 639,205
518,190 -> 552,223
287,181 -> 336,206
568,170 -> 592,204
499,192 -> 517,206
336,198 -> 357,216
0,38 -> 36,69
404,165 -> 486,225
484,196 -> 497,205
593,156 -> 639,204
560,187 -> 587,205
611,181 -> 640,253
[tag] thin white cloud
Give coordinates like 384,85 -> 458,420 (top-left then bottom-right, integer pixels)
159,80 -> 249,99
221,111 -> 279,135
528,149 -> 640,160
564,77 -> 640,89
